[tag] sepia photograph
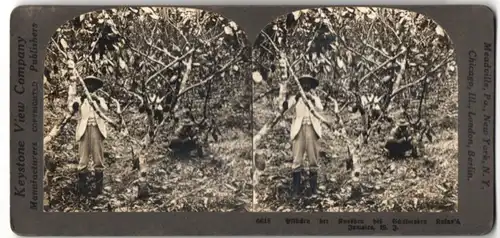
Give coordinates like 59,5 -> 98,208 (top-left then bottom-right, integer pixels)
252,7 -> 458,212
43,7 -> 253,212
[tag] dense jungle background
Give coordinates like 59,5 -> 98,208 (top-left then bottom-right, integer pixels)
252,7 -> 458,212
43,7 -> 253,212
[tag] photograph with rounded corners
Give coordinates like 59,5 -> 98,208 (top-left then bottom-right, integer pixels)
251,7 -> 458,212
43,7 -> 253,212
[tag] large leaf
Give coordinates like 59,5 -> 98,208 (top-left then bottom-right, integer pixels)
60,38 -> 68,49
224,26 -> 234,36
435,25 -> 445,37
119,57 -> 127,69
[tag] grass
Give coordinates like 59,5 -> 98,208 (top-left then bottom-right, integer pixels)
44,125 -> 253,212
252,103 -> 459,212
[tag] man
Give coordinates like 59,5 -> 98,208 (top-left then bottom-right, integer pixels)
69,76 -> 109,195
390,119 -> 411,140
384,118 -> 415,159
280,75 -> 324,197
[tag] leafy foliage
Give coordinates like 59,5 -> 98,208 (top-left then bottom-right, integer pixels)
252,7 -> 458,212
44,7 -> 252,212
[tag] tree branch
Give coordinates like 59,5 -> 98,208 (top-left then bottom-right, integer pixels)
145,40 -> 177,59
254,88 -> 279,102
130,47 -> 167,67
178,54 -> 193,96
390,56 -> 450,99
358,48 -> 407,86
177,48 -> 244,98
144,48 -> 196,85
379,14 -> 402,44
43,111 -> 75,150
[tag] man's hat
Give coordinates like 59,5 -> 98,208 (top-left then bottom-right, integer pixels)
397,118 -> 409,127
83,76 -> 104,90
298,75 -> 319,89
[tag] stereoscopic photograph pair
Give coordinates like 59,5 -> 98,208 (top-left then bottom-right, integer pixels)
10,4 -> 495,236
39,6 -> 459,214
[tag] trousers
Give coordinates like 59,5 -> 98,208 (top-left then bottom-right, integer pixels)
78,125 -> 105,171
291,124 -> 319,172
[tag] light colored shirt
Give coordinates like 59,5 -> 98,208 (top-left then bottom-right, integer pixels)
298,98 -> 313,125
281,93 -> 324,140
83,97 -> 100,126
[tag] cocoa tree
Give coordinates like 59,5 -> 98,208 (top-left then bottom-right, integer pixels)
44,7 -> 252,211
251,7 -> 457,212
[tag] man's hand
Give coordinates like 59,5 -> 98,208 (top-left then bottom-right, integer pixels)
91,95 -> 101,102
93,95 -> 109,112
282,101 -> 289,112
305,94 -> 313,101
72,102 -> 79,112
306,91 -> 318,101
